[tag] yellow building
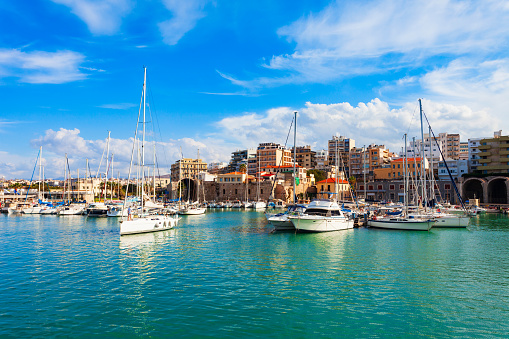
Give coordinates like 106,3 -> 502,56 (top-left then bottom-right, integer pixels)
478,132 -> 509,174
171,158 -> 207,181
316,178 -> 351,199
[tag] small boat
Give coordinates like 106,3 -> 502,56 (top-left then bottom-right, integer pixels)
367,216 -> 434,231
252,201 -> 266,210
289,199 -> 353,232
86,202 -> 109,217
58,203 -> 87,215
267,204 -> 307,231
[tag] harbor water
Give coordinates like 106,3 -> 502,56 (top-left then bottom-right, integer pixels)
1,211 -> 508,338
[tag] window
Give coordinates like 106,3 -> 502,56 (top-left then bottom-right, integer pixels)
248,189 -> 251,194
261,189 -> 263,194
445,184 -> 451,190
399,185 -> 404,189
223,189 -> 225,194
389,184 -> 395,190
378,185 -> 383,190
359,185 -> 364,190
219,178 -> 223,182
327,185 -> 331,191
398,164 -> 400,168
368,185 -> 374,190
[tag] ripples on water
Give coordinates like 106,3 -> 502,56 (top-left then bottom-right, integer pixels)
0,211 -> 508,338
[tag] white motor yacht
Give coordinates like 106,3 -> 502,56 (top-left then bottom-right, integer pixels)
289,199 -> 353,232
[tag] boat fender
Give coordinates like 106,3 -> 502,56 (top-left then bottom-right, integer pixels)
372,215 -> 377,220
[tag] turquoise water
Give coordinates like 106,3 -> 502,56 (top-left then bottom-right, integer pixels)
0,211 -> 508,338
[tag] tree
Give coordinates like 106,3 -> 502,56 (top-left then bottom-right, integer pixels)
307,169 -> 326,183
239,163 -> 247,174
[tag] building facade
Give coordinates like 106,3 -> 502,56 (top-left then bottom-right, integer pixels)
171,158 -> 207,182
328,135 -> 355,175
477,131 -> 509,174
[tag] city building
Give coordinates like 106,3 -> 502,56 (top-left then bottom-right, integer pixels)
226,149 -> 256,173
477,130 -> 509,174
406,133 -> 461,172
389,157 -> 429,179
316,178 -> 350,200
314,149 -> 328,171
468,137 -> 482,173
349,144 -> 391,177
290,145 -> 316,169
208,162 -> 228,174
171,158 -> 207,182
437,159 -> 468,181
459,142 -> 469,160
328,135 -> 355,175
248,143 -> 293,175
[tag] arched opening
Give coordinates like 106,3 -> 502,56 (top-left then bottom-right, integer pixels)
463,179 -> 484,203
179,178 -> 197,202
487,178 -> 508,204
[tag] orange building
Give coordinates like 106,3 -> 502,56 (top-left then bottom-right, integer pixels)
316,178 -> 351,199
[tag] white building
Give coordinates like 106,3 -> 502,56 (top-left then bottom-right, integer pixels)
468,137 -> 482,173
437,159 -> 468,181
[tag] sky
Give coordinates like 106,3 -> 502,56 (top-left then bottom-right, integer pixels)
1,0 -> 509,179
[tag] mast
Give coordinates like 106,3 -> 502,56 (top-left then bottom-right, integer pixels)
141,67 -> 146,213
363,145 -> 366,202
111,153 -> 114,201
153,144 -> 156,201
293,111 -> 297,204
419,99 -> 426,211
179,146 -> 182,208
335,142 -> 339,201
39,146 -> 42,200
404,134 -> 408,216
63,154 -> 67,203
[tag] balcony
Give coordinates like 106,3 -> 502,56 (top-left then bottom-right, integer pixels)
500,150 -> 509,156
478,145 -> 491,150
483,164 -> 509,171
478,159 -> 491,164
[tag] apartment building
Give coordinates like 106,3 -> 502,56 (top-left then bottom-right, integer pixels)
477,131 -> 509,174
171,158 -> 207,182
248,143 -> 293,175
349,144 -> 391,177
328,135 -> 355,175
290,145 -> 316,169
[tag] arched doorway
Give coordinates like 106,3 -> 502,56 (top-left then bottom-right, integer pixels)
179,178 -> 197,202
462,178 -> 484,203
487,178 -> 508,204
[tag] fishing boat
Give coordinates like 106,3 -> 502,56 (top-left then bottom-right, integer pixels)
120,67 -> 179,236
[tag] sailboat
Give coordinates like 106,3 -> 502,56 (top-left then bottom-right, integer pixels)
267,111 -> 306,230
252,150 -> 266,210
178,150 -> 206,215
367,103 -> 434,231
120,67 -> 179,236
22,146 -> 51,214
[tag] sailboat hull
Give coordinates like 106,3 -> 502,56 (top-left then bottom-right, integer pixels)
368,218 -> 433,231
120,215 -> 179,235
433,216 -> 470,228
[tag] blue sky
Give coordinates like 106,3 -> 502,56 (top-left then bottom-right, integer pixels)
1,0 -> 509,179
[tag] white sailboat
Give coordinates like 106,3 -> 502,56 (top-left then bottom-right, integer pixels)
367,118 -> 433,231
267,111 -> 300,230
120,67 -> 179,236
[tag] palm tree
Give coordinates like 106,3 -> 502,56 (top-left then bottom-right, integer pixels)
239,164 -> 247,174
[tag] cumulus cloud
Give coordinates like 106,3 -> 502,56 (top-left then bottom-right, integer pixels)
215,98 -> 494,153
221,0 -> 509,89
158,0 -> 212,45
0,49 -> 87,84
51,0 -> 133,35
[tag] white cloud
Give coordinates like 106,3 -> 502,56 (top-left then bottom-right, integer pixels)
215,98 -> 494,153
51,0 -> 133,35
0,49 -> 87,84
1,96 -> 499,179
158,0 -> 212,45
223,0 -> 509,88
